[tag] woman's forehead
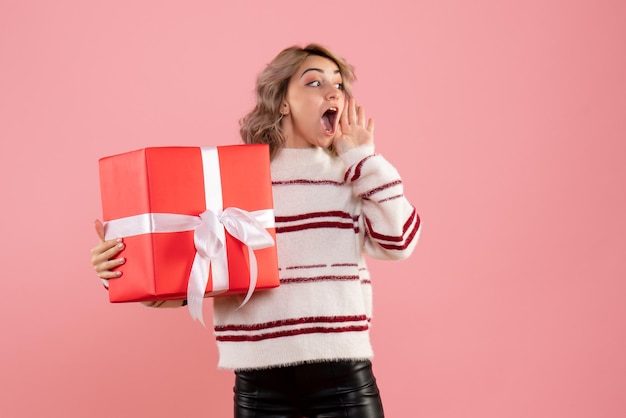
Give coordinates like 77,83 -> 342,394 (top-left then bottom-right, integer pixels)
297,55 -> 341,76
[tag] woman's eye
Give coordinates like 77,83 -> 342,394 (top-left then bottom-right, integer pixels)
334,83 -> 344,90
307,81 -> 321,87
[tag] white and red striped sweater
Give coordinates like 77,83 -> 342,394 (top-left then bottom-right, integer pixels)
147,144 -> 421,370
212,145 -> 420,370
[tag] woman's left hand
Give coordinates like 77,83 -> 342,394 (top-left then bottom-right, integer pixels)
333,98 -> 375,154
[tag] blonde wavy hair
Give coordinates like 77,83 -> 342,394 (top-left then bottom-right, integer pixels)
239,44 -> 356,159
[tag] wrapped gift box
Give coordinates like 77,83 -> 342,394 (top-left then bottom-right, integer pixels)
98,145 -> 279,313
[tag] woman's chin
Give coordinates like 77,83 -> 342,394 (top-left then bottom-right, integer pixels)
317,138 -> 335,149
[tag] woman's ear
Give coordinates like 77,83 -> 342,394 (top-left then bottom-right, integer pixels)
280,102 -> 289,116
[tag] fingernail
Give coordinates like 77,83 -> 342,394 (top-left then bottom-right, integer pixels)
118,257 -> 125,264
116,271 -> 122,277
117,243 -> 124,249
116,238 -> 123,243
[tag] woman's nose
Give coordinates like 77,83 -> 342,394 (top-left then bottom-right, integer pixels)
326,86 -> 341,100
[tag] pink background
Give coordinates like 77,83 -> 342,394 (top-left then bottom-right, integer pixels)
1,1 -> 625,417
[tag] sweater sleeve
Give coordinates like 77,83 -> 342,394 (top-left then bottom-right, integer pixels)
339,145 -> 421,260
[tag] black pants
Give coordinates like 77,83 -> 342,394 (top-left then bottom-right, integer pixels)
233,360 -> 385,417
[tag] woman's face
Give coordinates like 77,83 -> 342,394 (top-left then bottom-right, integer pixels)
281,55 -> 346,149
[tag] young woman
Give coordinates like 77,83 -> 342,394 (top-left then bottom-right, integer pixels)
91,44 -> 421,417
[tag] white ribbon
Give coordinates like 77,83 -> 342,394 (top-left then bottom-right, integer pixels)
103,146 -> 275,325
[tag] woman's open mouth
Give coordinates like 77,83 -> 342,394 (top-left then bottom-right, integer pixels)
321,107 -> 338,134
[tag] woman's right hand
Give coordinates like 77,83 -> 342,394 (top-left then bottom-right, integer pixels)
91,219 -> 126,280
333,97 -> 375,155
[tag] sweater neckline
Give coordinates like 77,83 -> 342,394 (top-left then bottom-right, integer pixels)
273,146 -> 333,166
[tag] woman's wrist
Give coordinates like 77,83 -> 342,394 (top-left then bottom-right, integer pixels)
338,144 -> 375,167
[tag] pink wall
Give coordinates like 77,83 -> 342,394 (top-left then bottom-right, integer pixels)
1,1 -> 625,417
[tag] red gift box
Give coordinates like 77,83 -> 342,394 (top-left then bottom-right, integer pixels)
98,145 -> 279,321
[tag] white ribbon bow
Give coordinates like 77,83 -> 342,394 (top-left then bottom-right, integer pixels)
187,207 -> 275,325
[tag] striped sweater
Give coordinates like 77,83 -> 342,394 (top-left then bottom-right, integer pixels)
211,145 -> 421,370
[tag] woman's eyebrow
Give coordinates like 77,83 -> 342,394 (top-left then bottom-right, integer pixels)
300,68 -> 341,78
